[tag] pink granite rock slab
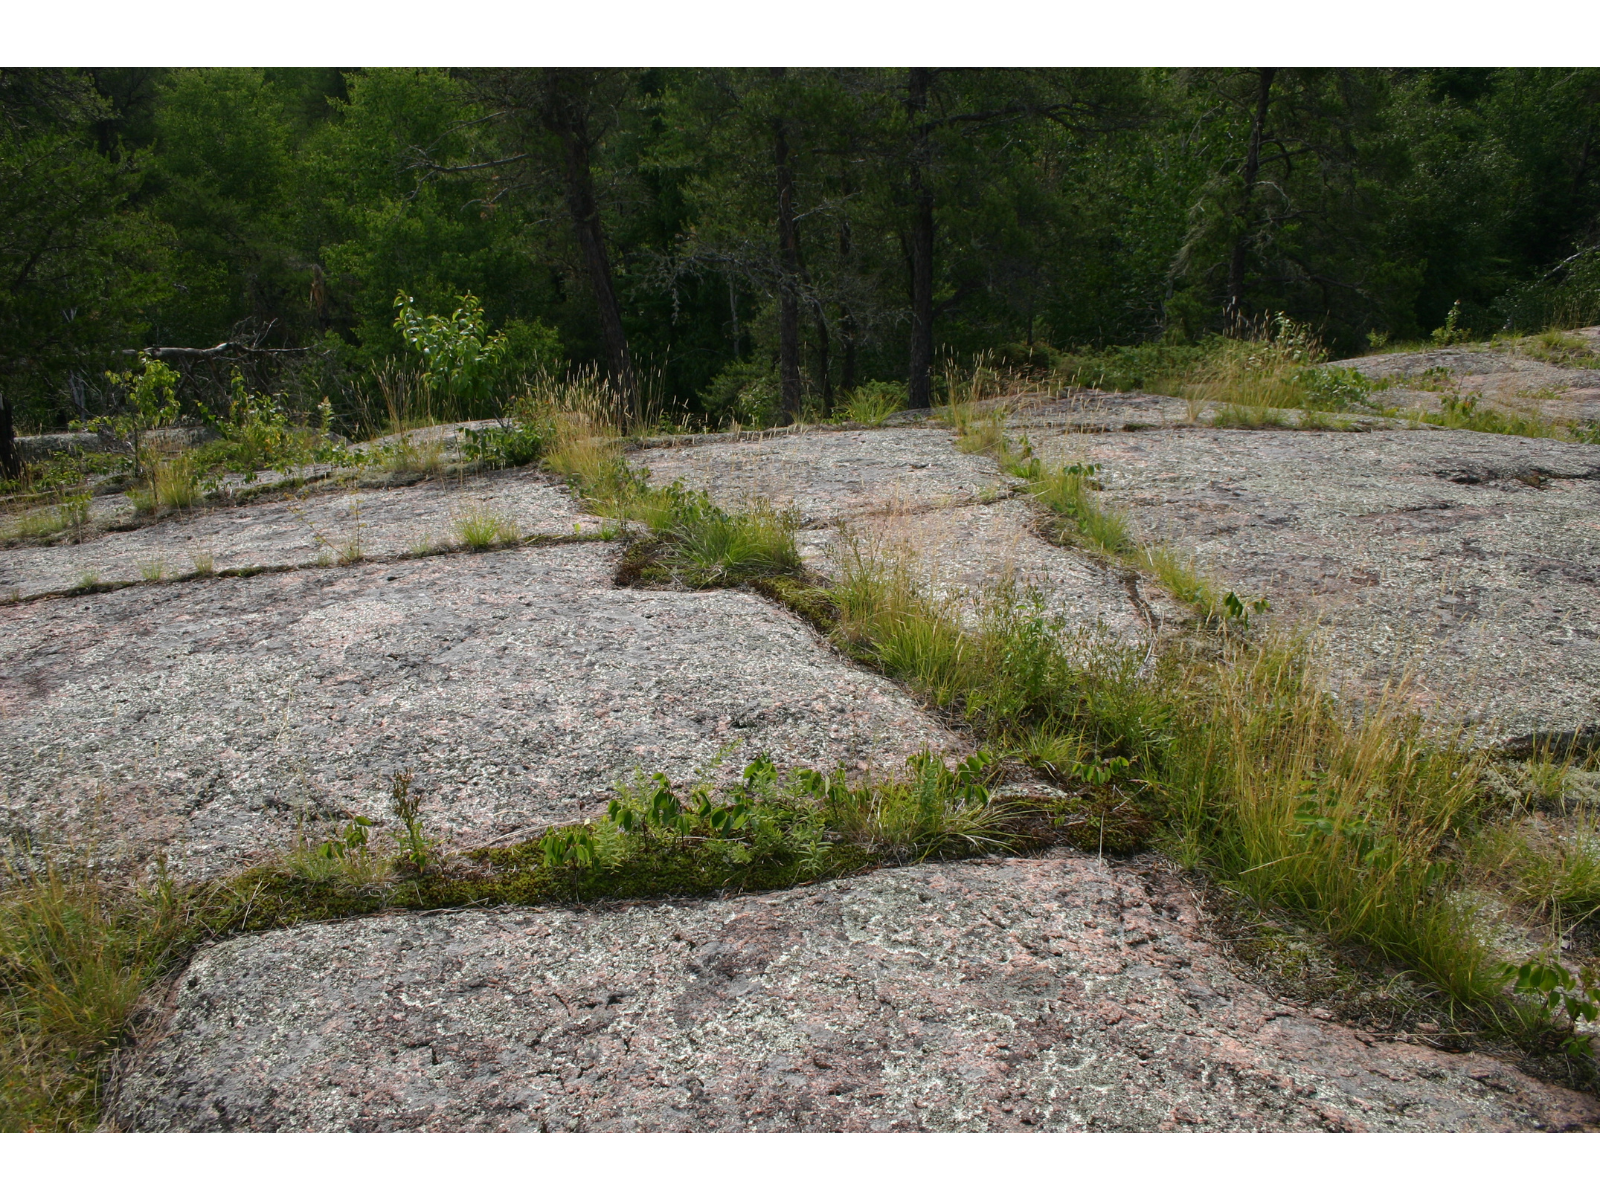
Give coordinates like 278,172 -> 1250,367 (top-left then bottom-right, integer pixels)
1005,417 -> 1600,740
0,467 -> 599,600
0,543 -> 958,878
630,427 -> 1008,526
105,853 -> 1600,1132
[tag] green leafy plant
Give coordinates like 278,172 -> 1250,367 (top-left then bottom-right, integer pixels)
1432,300 -> 1468,346
388,770 -> 432,874
87,356 -> 181,485
393,292 -> 508,410
1499,960 -> 1600,1055
460,421 -> 546,468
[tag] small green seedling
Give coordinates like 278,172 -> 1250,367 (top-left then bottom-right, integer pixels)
390,770 -> 431,873
1499,960 -> 1600,1056
1070,756 -> 1130,787
1221,591 -> 1271,626
316,816 -> 373,861
542,823 -> 599,869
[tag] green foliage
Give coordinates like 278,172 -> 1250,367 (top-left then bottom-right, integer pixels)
699,360 -> 780,428
1432,300 -> 1468,346
388,770 -> 432,874
393,291 -> 509,409
459,421 -> 547,468
840,380 -> 908,425
1499,960 -> 1600,1055
13,68 -> 1600,436
86,356 -> 180,480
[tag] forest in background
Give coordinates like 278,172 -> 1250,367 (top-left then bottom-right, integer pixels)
2,66 -> 1600,451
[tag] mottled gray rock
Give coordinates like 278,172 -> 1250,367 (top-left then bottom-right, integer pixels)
106,853 -> 1600,1132
632,427 -> 1009,526
0,468 -> 599,600
1008,409 -> 1600,740
796,498 -> 1176,645
0,543 -> 957,877
634,425 -> 1173,642
1333,335 -> 1600,425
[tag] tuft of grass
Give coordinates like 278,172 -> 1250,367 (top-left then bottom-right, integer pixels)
1513,330 -> 1600,369
1021,461 -> 1131,555
451,502 -> 521,551
138,560 -> 165,583
540,403 -> 804,589
1472,817 -> 1600,930
660,491 -> 801,587
373,435 -> 448,478
153,455 -> 200,510
73,571 -> 100,591
1405,393 -> 1571,440
1138,545 -> 1227,618
190,550 -> 214,577
840,381 -> 907,426
1212,403 -> 1293,429
4,493 -> 90,542
0,866 -> 187,1131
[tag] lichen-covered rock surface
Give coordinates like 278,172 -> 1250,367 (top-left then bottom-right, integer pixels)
633,426 -> 1009,524
0,542 -> 956,877
0,468 -> 599,600
1332,329 -> 1600,425
1009,405 -> 1600,742
107,852 -> 1600,1132
633,425 -> 1170,641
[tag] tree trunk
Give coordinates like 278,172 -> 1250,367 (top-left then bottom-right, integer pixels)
906,68 -> 936,410
0,389 -> 20,479
542,71 -> 638,420
813,301 -> 832,409
839,208 -> 857,394
1225,68 -> 1275,332
774,109 -> 803,423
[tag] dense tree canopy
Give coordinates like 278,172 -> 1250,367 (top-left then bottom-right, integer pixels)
2,66 -> 1598,447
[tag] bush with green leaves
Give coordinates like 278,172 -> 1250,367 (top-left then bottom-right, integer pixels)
699,360 -> 781,428
460,420 -> 548,468
393,291 -> 508,412
82,356 -> 181,481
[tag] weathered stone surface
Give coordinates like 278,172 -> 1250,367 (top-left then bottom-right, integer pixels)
1008,408 -> 1600,740
0,543 -> 957,877
795,498 -> 1173,644
635,425 -> 1177,642
106,852 -> 1600,1132
632,427 -> 1009,525
0,468 -> 599,600
1333,333 -> 1600,425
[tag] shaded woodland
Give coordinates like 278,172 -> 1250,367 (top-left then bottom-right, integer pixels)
3,66 -> 1600,458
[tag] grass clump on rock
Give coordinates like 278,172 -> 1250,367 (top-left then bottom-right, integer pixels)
0,744 -> 1065,1131
534,389 -> 804,589
815,522 -> 1600,1057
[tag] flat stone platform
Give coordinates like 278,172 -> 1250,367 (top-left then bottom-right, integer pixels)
107,853 -> 1600,1132
0,542 -> 956,877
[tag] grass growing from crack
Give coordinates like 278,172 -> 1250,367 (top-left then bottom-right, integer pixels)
928,392 -> 1597,1049
0,745 -> 1042,1130
821,539 -> 1579,1029
539,400 -> 803,588
451,502 -> 521,551
3,492 -> 90,542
